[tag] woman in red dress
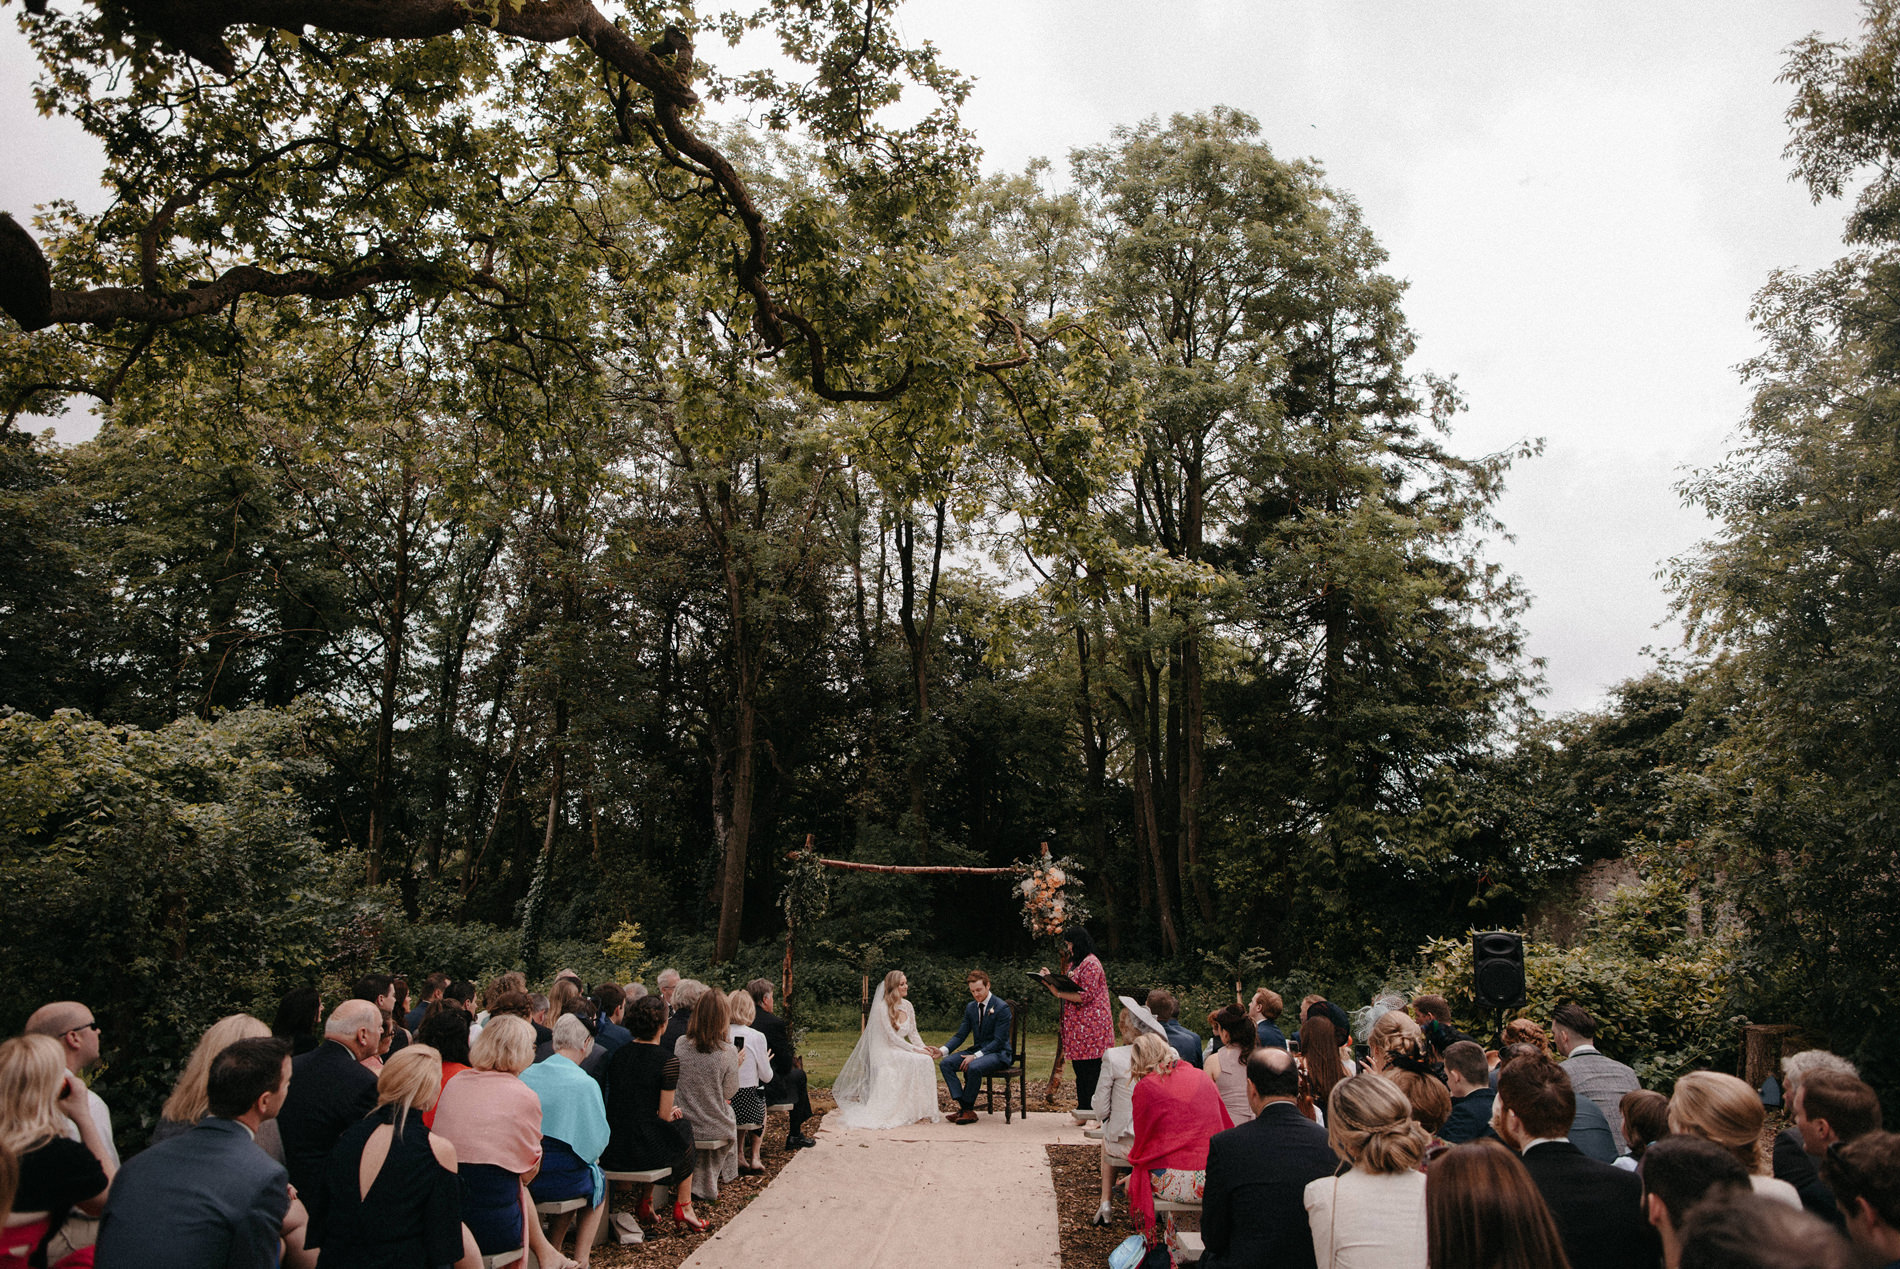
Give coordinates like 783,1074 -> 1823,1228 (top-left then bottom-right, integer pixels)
1041,926 -> 1114,1112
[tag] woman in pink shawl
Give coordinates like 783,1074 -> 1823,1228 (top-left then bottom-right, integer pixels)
1127,1032 -> 1232,1259
431,1015 -> 578,1269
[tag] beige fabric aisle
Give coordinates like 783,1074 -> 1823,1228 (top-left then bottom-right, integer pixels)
679,1110 -> 1073,1269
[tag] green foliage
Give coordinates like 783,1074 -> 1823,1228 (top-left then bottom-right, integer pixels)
0,703 -> 350,1146
1410,861 -> 1744,1089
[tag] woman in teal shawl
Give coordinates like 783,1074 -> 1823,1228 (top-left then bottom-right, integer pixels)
521,1013 -> 611,1263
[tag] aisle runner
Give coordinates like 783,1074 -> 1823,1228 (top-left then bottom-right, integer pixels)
681,1112 -> 1070,1268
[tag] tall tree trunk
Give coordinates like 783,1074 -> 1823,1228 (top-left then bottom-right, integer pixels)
425,527 -> 503,879
364,469 -> 416,888
895,499 -> 946,859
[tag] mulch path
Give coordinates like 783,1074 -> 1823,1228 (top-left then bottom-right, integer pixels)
1048,1143 -> 1140,1269
583,1092 -> 837,1268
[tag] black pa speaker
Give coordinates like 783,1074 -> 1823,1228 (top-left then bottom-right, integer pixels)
1472,931 -> 1527,1009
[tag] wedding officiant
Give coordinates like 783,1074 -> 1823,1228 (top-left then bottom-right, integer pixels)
1039,926 -> 1114,1112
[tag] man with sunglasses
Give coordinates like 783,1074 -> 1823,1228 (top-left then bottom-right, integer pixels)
24,1000 -> 118,1168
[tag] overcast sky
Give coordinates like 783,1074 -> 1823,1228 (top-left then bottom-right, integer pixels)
0,2 -> 1868,715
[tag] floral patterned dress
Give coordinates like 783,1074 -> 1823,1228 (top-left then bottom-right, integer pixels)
1059,953 -> 1114,1061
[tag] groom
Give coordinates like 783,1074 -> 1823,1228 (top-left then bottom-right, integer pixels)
938,970 -> 1012,1124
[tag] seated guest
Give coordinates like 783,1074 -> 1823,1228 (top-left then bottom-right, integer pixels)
1677,1192 -> 1855,1269
1296,1010 -> 1350,1119
520,1015 -> 610,1265
1248,989 -> 1287,1051
1640,1135 -> 1750,1269
431,1015 -> 575,1269
1783,1067 -> 1882,1227
387,980 -> 413,1055
1385,1066 -> 1452,1142
746,980 -> 814,1150
443,979 -> 477,1016
1551,1001 -> 1642,1154
0,1034 -> 115,1265
1146,990 -> 1204,1069
406,973 -> 450,1031
1425,1139 -> 1569,1269
96,1037 -> 293,1269
1822,1130 -> 1900,1269
1090,1004 -> 1159,1226
1203,1006 -> 1257,1126
591,985 -> 632,1056
1367,1013 -> 1450,1137
354,974 -> 397,1018
306,1044 -> 477,1269
1771,1049 -> 1858,1222
152,1014 -> 285,1163
1494,1052 -> 1658,1269
601,996 -> 701,1234
725,990 -> 773,1175
417,1007 -> 473,1129
272,988 -> 324,1057
1500,1042 -> 1616,1162
1490,1018 -> 1553,1086
1668,1071 -> 1802,1208
1616,1088 -> 1672,1171
1201,1048 -> 1336,1269
1128,1033 -> 1233,1262
361,1010 -> 396,1074
672,988 -> 740,1210
276,998 -> 381,1201
1304,1074 -> 1428,1269
1439,1041 -> 1496,1144
24,1000 -> 119,1169
546,979 -> 586,1031
661,980 -> 706,1054
1409,994 -> 1477,1056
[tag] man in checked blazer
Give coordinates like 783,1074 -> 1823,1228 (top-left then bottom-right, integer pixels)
1552,1000 -> 1642,1154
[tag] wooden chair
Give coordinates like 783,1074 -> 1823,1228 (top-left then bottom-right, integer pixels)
979,999 -> 1029,1123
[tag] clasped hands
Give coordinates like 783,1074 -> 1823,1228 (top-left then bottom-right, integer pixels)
927,1045 -> 974,1070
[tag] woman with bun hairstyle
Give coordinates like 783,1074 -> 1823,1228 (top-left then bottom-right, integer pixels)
1667,1070 -> 1802,1208
1304,1073 -> 1429,1268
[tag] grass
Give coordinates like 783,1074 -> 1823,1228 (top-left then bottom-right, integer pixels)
793,1027 -> 1062,1087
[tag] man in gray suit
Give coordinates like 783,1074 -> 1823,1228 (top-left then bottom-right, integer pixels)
1553,1001 -> 1642,1154
95,1037 -> 295,1269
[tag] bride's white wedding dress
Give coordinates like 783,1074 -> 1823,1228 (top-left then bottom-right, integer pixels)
832,982 -> 943,1130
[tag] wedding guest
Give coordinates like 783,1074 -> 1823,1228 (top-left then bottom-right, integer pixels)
272,987 -> 324,1058
361,1010 -> 396,1074
1366,1009 -> 1432,1076
600,996 -> 701,1235
746,980 -> 814,1150
1249,989 -> 1287,1050
1439,1041 -> 1496,1145
1499,1042 -> 1617,1163
1490,1018 -> 1552,1087
1639,1135 -> 1749,1269
1200,1048 -> 1336,1269
521,1015 -> 610,1264
591,985 -> 631,1057
1615,1089 -> 1672,1171
354,974 -> 397,1016
1772,1049 -> 1858,1222
1677,1192 -> 1854,1269
1089,1005 -> 1157,1226
1146,989 -> 1204,1070
1667,1071 -> 1802,1208
672,987 -> 740,1212
1494,1052 -> 1657,1269
725,989 -> 773,1174
431,1015 -> 575,1269
1425,1139 -> 1570,1269
417,1007 -> 473,1130
1304,1073 -> 1428,1269
24,999 -> 119,1168
1783,1068 -> 1882,1226
276,998 -> 381,1200
305,1044 -> 476,1269
1551,1002 -> 1641,1153
656,970 -> 681,1016
547,979 -> 585,1030
0,1034 -> 114,1264
661,980 -> 705,1054
387,980 -> 413,1055
1822,1130 -> 1900,1269
1041,927 -> 1115,1110
1127,1032 -> 1233,1262
96,1037 -> 295,1269
406,974 -> 449,1031
151,1013 -> 285,1163
1203,1005 -> 1257,1125
1296,1010 -> 1350,1117
1410,995 -> 1478,1055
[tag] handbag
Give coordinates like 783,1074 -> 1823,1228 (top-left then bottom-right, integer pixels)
1107,1232 -> 1172,1269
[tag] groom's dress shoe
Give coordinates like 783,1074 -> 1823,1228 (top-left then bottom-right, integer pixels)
954,1107 -> 978,1124
786,1133 -> 818,1149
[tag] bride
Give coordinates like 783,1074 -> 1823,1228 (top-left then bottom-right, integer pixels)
831,969 -> 944,1129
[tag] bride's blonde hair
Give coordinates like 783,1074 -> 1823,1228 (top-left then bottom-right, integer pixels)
883,970 -> 907,1032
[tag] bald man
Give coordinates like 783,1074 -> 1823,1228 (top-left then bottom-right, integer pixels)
274,997 -> 381,1198
25,1000 -> 119,1168
1200,1048 -> 1337,1269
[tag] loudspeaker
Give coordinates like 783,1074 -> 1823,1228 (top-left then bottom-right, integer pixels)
1472,931 -> 1527,1009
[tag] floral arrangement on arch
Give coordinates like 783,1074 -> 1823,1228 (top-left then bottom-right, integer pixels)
1017,852 -> 1089,939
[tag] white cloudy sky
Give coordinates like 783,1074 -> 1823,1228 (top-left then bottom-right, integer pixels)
0,2 -> 1868,714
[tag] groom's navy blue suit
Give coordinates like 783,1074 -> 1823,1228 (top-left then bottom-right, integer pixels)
940,994 -> 1012,1106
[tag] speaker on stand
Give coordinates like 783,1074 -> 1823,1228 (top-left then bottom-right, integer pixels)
1472,931 -> 1527,1047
